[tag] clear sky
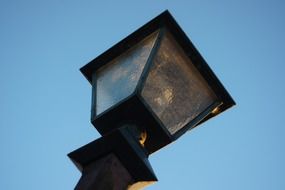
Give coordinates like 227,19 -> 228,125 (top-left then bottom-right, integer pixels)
1,0 -> 285,189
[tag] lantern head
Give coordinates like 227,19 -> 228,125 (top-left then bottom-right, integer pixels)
80,10 -> 235,154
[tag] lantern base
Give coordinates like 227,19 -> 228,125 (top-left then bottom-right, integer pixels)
75,153 -> 155,190
68,127 -> 158,189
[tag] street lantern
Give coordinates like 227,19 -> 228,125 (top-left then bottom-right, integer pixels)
80,10 -> 235,154
69,10 -> 236,189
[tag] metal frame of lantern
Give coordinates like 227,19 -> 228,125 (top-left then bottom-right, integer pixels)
80,10 -> 235,154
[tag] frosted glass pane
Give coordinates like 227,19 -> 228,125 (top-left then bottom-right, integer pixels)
141,31 -> 217,135
95,32 -> 158,115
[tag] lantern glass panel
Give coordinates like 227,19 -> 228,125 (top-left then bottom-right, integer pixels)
141,31 -> 218,135
95,32 -> 158,115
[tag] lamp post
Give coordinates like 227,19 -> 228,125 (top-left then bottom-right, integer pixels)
68,10 -> 235,190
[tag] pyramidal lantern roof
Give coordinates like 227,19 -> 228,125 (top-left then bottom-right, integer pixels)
80,10 -> 235,154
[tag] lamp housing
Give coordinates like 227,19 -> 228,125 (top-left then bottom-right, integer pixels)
80,10 -> 235,154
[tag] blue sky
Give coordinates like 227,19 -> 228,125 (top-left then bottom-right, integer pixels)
1,0 -> 285,189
